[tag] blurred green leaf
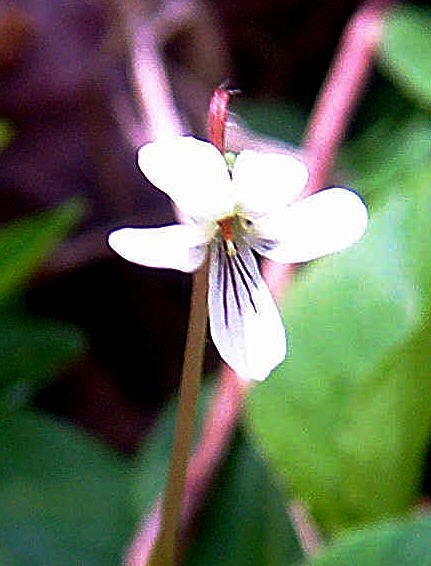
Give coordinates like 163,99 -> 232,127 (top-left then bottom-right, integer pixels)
379,6 -> 431,109
184,428 -> 303,566
0,410 -> 137,566
341,107 -> 431,205
0,316 -> 86,407
302,513 -> 431,566
0,200 -> 82,304
131,380 -> 214,516
338,72 -> 431,206
233,99 -> 308,146
132,382 -> 303,566
247,160 -> 431,533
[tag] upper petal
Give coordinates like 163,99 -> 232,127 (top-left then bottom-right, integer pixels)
138,137 -> 234,222
208,238 -> 286,381
108,224 -> 207,272
232,150 -> 309,217
249,188 -> 368,264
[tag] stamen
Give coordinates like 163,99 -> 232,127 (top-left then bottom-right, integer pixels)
226,240 -> 236,256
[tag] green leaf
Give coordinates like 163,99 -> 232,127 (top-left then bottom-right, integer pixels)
131,382 -> 303,566
0,410 -> 137,566
302,513 -> 431,566
232,99 -> 308,146
338,73 -> 431,207
0,201 -> 82,304
184,428 -> 304,566
341,105 -> 431,205
0,316 -> 86,407
379,6 -> 431,109
131,380 -> 214,516
247,161 -> 431,534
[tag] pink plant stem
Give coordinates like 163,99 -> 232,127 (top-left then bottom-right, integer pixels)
302,0 -> 388,198
264,0 -> 391,298
124,2 -> 392,564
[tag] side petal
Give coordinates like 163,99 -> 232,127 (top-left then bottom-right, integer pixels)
138,137 -> 233,222
251,188 -> 368,264
108,224 -> 207,273
208,239 -> 286,381
232,150 -> 308,217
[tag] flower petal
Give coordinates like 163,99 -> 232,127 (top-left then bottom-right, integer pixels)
232,150 -> 308,217
208,239 -> 286,381
138,137 -> 233,222
108,224 -> 207,272
249,188 -> 368,264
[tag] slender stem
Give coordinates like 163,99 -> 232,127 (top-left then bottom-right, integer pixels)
302,0 -> 388,198
149,259 -> 209,566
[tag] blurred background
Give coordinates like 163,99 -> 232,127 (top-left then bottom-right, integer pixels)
0,0 -> 362,449
2,0 -> 431,564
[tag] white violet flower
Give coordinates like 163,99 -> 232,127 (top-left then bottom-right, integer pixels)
109,136 -> 368,382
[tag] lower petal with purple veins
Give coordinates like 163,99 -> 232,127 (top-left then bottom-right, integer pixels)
208,238 -> 286,381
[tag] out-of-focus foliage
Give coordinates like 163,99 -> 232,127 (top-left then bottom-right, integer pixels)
379,5 -> 431,109
0,318 -> 84,410
0,201 -> 120,564
245,0 -> 431,545
247,160 -> 431,532
0,199 -> 139,565
0,203 -> 86,408
0,201 -> 82,304
231,99 -> 308,146
184,428 -> 303,566
130,382 -> 213,515
0,411 -> 136,566
130,382 -> 304,566
301,513 -> 431,566
340,82 -> 431,206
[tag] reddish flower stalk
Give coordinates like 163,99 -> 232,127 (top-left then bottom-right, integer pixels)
124,2 -> 391,564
